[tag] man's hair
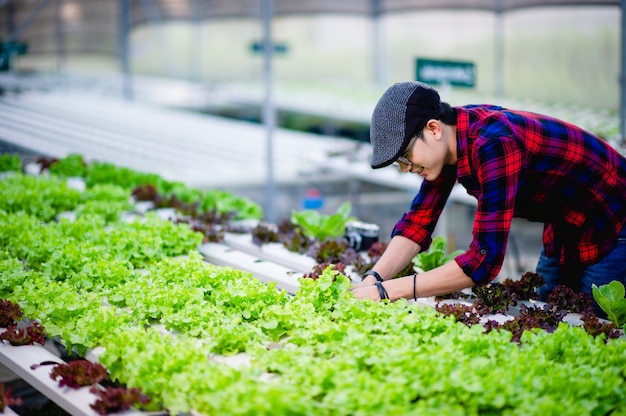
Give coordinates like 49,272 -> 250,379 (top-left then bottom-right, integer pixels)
438,102 -> 457,125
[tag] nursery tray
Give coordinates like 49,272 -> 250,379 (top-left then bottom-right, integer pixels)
199,242 -> 302,294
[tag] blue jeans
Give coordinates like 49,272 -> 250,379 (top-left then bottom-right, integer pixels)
536,226 -> 626,319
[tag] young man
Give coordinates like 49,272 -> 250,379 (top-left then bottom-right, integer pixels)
352,81 -> 626,316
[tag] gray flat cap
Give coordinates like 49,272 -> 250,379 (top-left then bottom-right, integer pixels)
370,82 -> 441,169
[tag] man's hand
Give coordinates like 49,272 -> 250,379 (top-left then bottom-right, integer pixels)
351,284 -> 382,301
351,274 -> 378,291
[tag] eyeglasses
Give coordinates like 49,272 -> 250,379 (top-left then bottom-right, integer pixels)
395,156 -> 413,170
394,132 -> 421,171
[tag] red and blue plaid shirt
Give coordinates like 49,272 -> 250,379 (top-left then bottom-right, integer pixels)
392,105 -> 626,284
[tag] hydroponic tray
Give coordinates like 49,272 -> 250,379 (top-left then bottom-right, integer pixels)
223,232 -> 317,273
0,339 -> 143,416
198,242 -> 302,294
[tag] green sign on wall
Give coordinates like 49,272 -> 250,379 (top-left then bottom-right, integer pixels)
250,41 -> 288,55
415,58 -> 475,88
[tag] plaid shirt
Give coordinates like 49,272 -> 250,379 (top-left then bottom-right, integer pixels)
392,105 -> 626,284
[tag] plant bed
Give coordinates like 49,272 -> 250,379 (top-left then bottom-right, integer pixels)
429,273 -> 624,342
2,153 -> 625,415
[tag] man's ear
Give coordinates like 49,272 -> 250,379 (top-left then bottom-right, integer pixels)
425,119 -> 441,139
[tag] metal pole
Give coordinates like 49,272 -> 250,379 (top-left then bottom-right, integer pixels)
0,0 -> 14,71
494,0 -> 504,97
191,0 -> 202,82
371,0 -> 386,86
119,0 -> 132,100
262,0 -> 276,223
54,0 -> 66,72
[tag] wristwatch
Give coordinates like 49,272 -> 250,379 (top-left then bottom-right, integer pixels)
363,270 -> 384,282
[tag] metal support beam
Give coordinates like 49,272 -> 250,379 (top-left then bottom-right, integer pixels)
494,0 -> 504,97
54,0 -> 66,71
191,0 -> 203,82
262,0 -> 276,223
371,0 -> 386,86
119,0 -> 133,100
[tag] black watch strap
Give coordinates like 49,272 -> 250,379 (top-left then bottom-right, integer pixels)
364,270 -> 384,282
375,282 -> 389,300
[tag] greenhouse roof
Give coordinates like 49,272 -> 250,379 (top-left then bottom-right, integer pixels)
0,1 -> 620,55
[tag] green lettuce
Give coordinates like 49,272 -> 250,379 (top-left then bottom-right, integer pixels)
592,281 -> 626,328
413,235 -> 463,272
290,201 -> 357,240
